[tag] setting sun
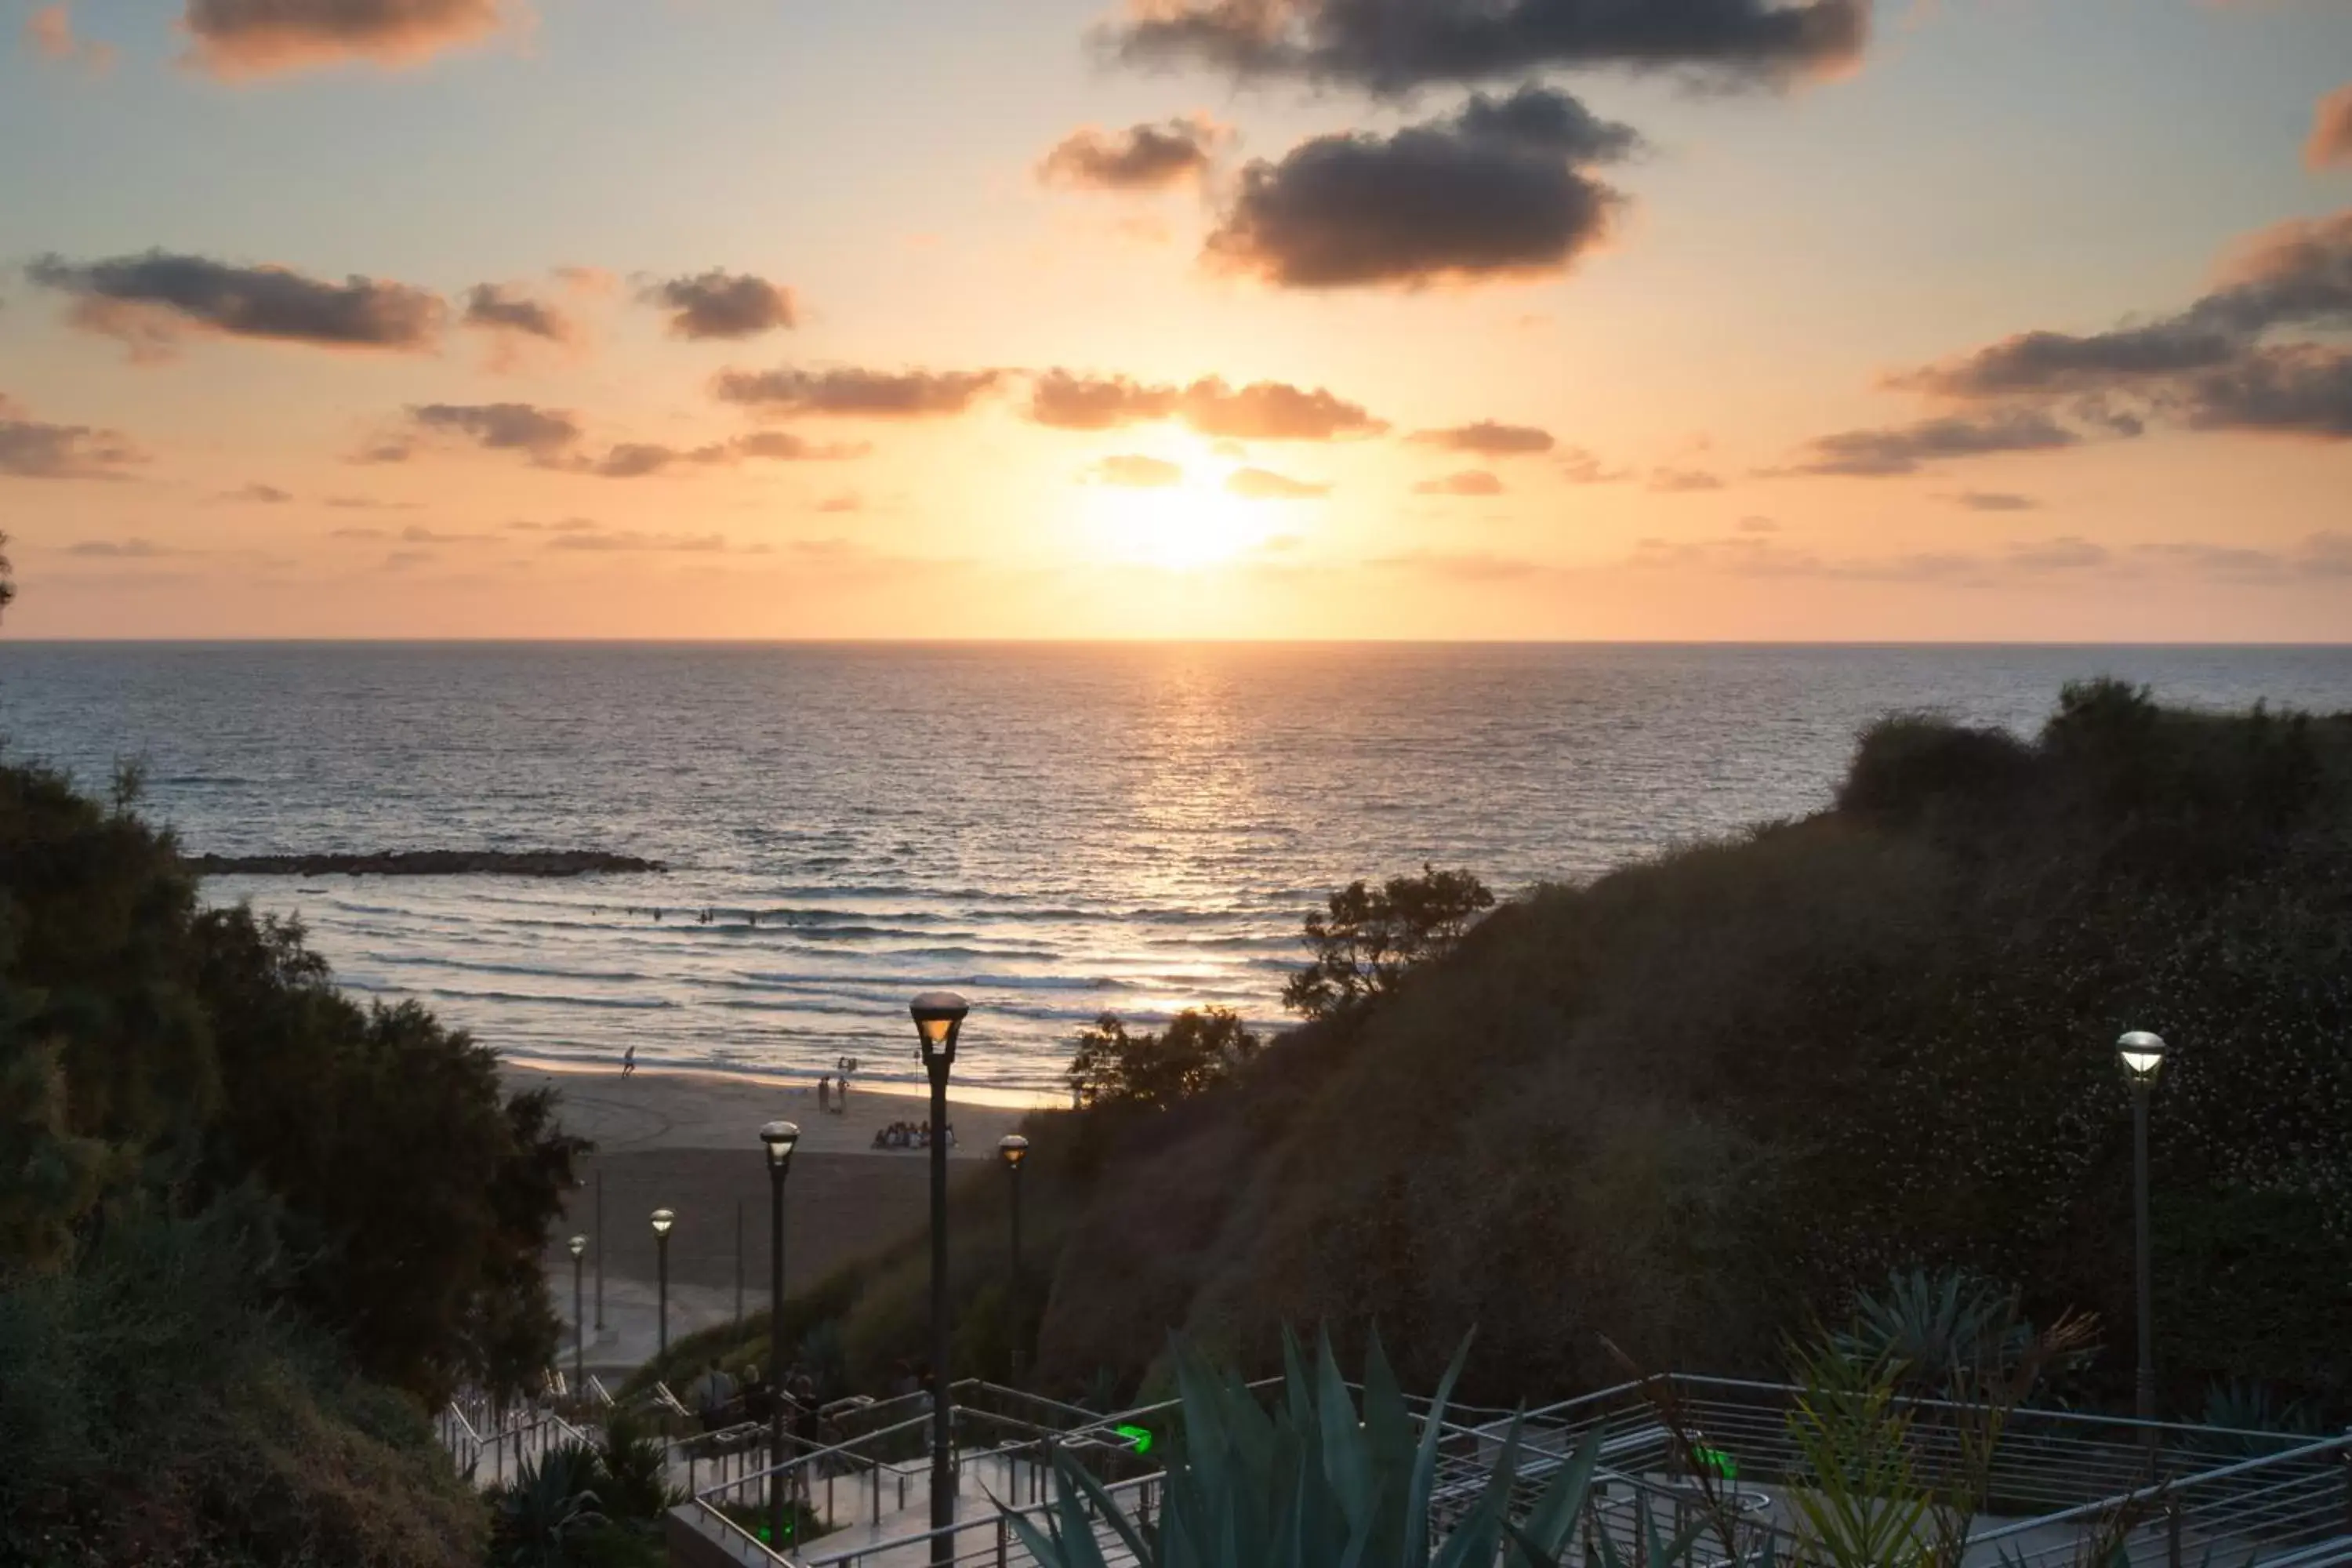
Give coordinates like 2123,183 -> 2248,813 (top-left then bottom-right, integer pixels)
1082,457 -> 1301,571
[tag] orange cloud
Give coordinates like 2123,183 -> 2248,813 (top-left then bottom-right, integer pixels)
181,0 -> 513,80
2307,84 -> 2352,171
24,4 -> 116,74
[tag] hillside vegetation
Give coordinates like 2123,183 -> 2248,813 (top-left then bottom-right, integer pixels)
0,755 -> 586,1563
680,682 -> 2350,1419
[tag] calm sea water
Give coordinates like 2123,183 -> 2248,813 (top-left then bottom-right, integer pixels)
5,643 -> 2348,1097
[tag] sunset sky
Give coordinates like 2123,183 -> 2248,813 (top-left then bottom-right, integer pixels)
4,0 -> 2350,641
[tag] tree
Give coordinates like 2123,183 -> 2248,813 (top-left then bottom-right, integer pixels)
1065,1007 -> 1261,1109
1280,864 -> 1494,1021
0,758 -> 586,1401
0,529 -> 14,621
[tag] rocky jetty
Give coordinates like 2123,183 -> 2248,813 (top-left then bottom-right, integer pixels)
187,850 -> 666,878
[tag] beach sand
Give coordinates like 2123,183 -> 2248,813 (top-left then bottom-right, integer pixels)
506,1059 -> 1029,1374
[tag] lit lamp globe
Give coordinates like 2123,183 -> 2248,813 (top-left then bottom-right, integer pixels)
761,1120 -> 801,1171
997,1134 -> 1029,1171
568,1234 -> 587,1259
650,1207 -> 675,1237
910,991 -> 970,1064
2116,1031 -> 2168,1086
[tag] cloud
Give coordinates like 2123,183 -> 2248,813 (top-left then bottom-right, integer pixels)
462,282 -> 578,344
1736,514 -> 1778,532
1948,490 -> 2036,512
1087,453 -> 1185,487
29,249 -> 444,358
325,494 -> 422,510
1039,116 -> 1225,191
1896,210 -> 2352,398
66,538 -> 176,558
546,529 -> 735,554
394,524 -> 495,544
215,481 -> 293,504
385,404 -> 866,474
647,270 -> 797,340
1182,377 -> 1388,438
2006,535 -> 2108,572
411,401 -> 583,457
1027,372 -> 1178,430
0,403 -> 145,479
1414,469 -> 1504,496
2183,346 -> 2352,437
1104,0 -> 1868,94
506,517 -> 602,532
1024,370 -> 1385,439
1203,87 -> 1635,289
1374,549 -> 1554,583
25,4 -> 115,73
2133,533 -> 2352,583
815,492 -> 862,514
1409,419 -> 1553,455
180,0 -> 509,79
1778,409 -> 2085,477
2309,84 -> 2352,171
1647,466 -> 1722,492
1225,465 -> 1329,498
713,366 -> 1002,417
1628,534 -> 1977,583
1559,446 -> 1632,483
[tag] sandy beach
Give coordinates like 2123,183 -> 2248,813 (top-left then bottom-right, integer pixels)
507,1058 -> 1030,1374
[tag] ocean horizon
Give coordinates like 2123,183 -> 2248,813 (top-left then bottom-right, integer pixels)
9,640 -> 2350,1095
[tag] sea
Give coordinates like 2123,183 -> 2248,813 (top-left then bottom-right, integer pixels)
5,642 -> 2348,1101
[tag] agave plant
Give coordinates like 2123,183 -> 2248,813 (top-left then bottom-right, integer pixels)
594,1409 -> 683,1523
1004,1329 -> 1718,1568
490,1439 -> 607,1568
1835,1269 -> 2032,1388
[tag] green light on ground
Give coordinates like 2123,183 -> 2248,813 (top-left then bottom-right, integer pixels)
1115,1424 -> 1153,1455
1694,1446 -> 1737,1480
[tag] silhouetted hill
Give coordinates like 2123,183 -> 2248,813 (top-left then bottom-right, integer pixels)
743,682 -> 2352,1419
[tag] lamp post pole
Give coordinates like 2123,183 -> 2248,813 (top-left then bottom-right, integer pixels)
761,1121 -> 801,1553
652,1209 -> 676,1363
998,1135 -> 1029,1383
2132,1076 -> 2154,1422
2117,1031 -> 2168,1431
568,1235 -> 588,1397
913,992 -> 970,1568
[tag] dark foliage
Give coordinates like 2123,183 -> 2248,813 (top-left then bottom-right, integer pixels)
847,685 -> 2350,1414
1280,864 -> 1494,1020
0,757 -> 587,1401
1066,1007 -> 1262,1109
0,1195 -> 485,1566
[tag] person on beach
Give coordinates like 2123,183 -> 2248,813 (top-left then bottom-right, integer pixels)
817,1075 -> 830,1113
622,1045 -> 636,1078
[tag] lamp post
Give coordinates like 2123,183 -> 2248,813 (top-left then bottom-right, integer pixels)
2118,1030 -> 2168,1428
997,1134 -> 1029,1381
568,1234 -> 588,1397
911,991 -> 970,1566
760,1120 -> 801,1552
651,1207 -> 676,1361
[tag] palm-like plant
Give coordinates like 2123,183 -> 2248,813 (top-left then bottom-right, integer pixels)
490,1440 -> 607,1568
1004,1330 -> 1708,1568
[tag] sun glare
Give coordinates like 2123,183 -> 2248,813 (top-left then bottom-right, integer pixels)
1084,459 -> 1299,570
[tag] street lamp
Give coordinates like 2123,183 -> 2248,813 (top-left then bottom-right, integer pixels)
911,990 -> 969,1565
651,1207 -> 676,1361
760,1120 -> 800,1552
568,1235 -> 588,1397
2117,1030 -> 2168,1427
998,1135 -> 1029,1381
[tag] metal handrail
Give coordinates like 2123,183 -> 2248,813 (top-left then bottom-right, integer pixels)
1965,1431 -> 2352,1546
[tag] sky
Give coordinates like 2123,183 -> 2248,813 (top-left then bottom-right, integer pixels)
2,0 -> 2349,641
